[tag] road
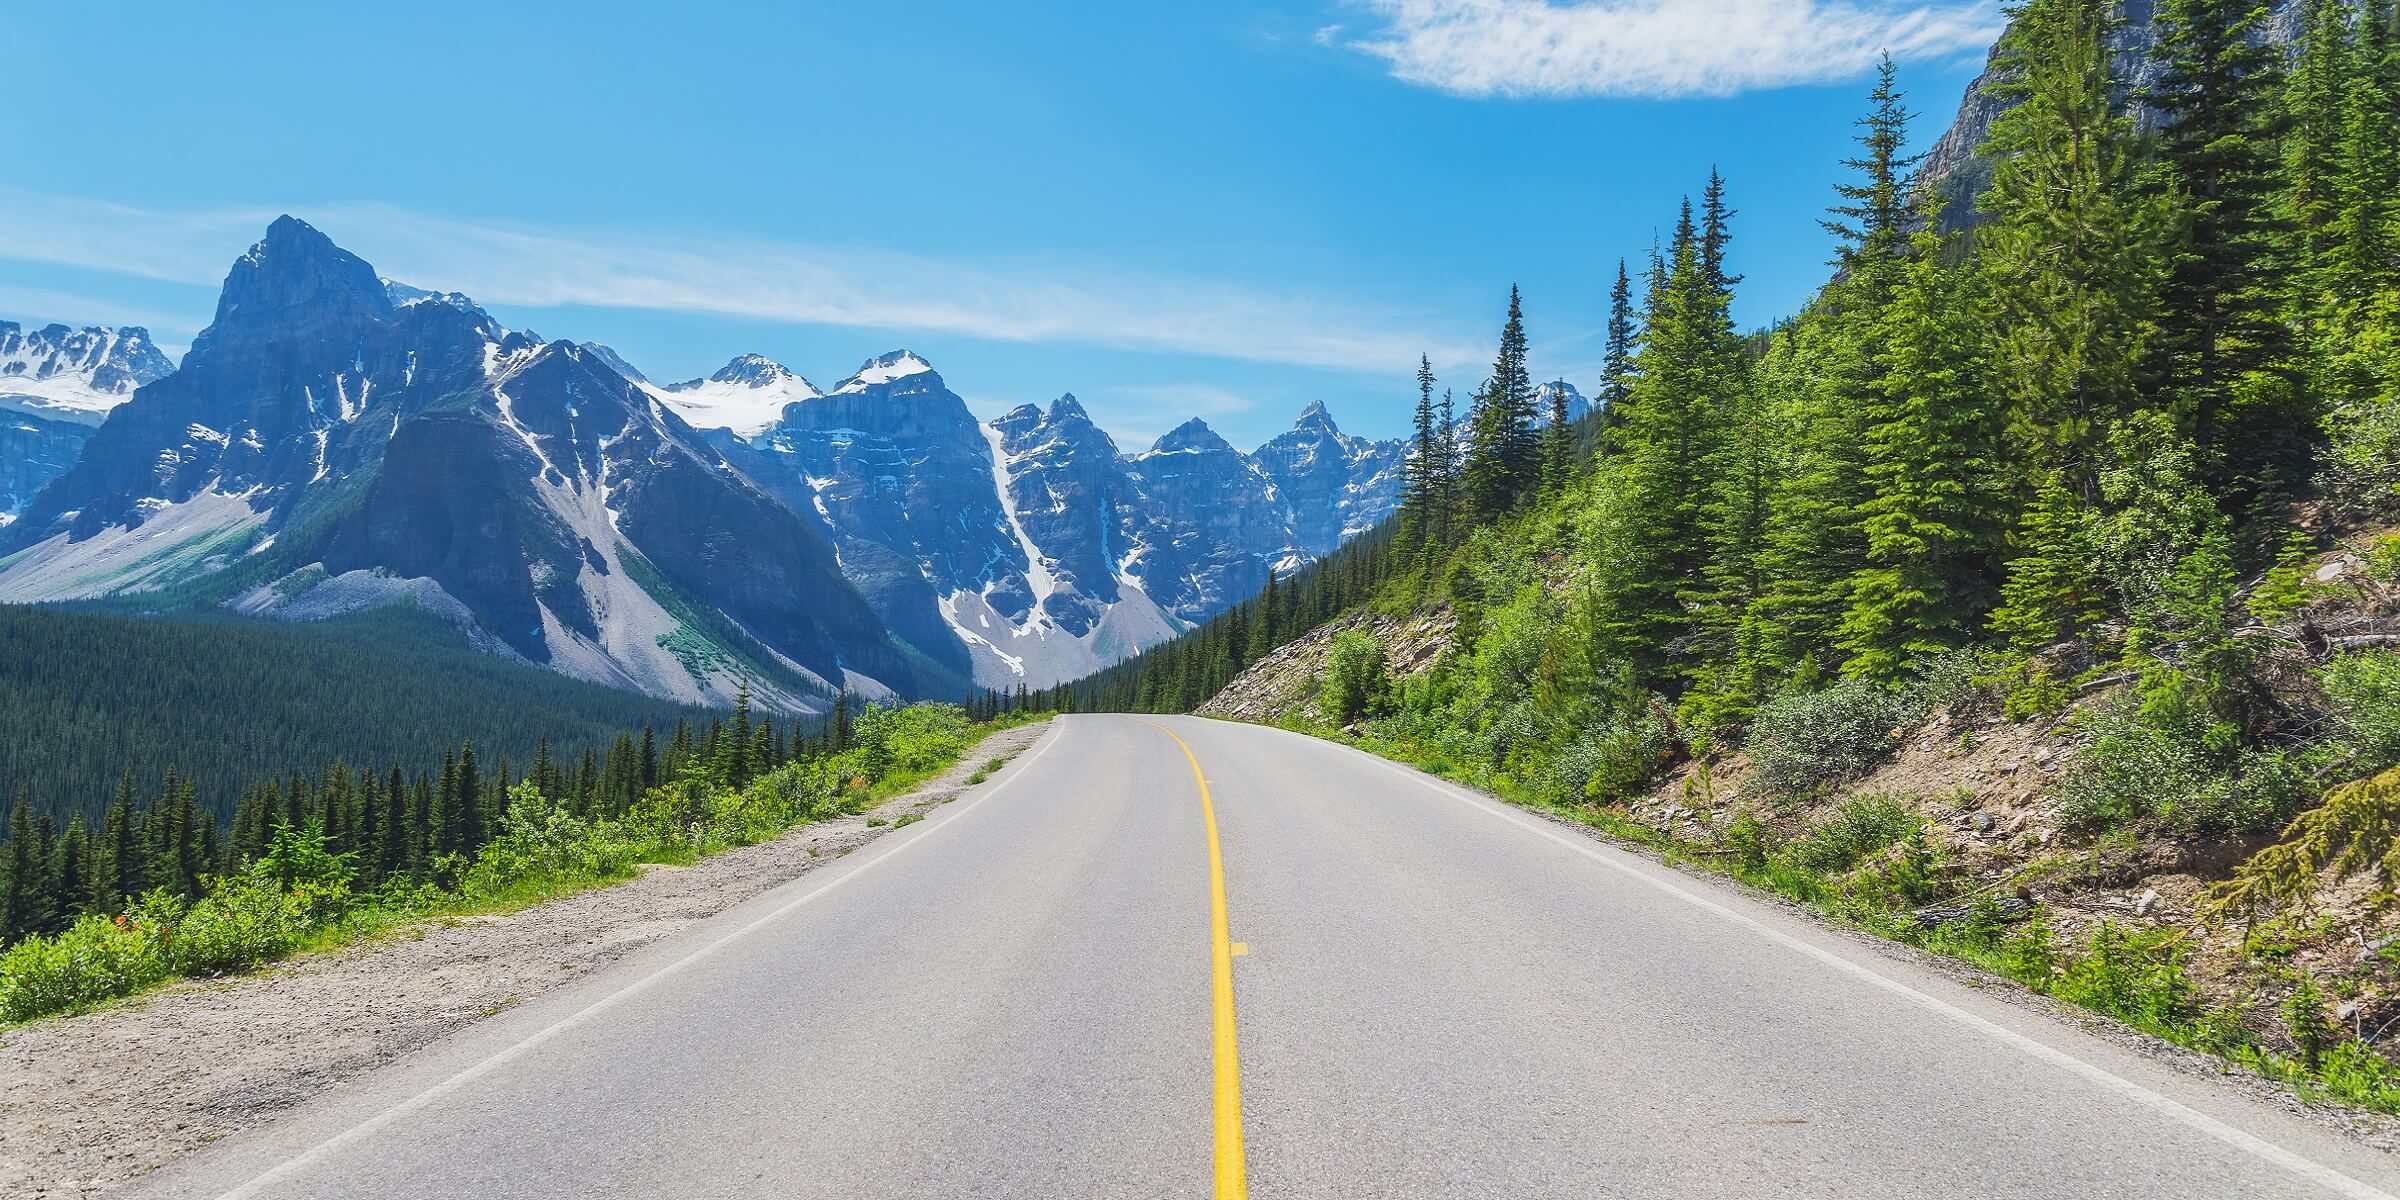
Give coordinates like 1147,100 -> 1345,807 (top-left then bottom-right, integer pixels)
138,714 -> 2400,1199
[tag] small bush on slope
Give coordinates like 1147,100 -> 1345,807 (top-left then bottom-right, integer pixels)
1319,630 -> 1393,725
1743,678 -> 1915,805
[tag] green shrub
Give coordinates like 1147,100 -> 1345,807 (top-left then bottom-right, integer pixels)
0,915 -> 169,1023
2051,923 -> 2200,1037
2054,677 -> 2308,834
1776,793 -> 1922,875
1743,679 -> 1913,803
1568,709 -> 1671,804
2324,650 -> 2400,777
156,881 -> 307,973
850,703 -> 974,780
1319,630 -> 1393,726
465,782 -> 645,898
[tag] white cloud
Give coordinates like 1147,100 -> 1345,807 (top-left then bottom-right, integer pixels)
0,283 -> 198,348
0,187 -> 1486,378
1345,0 -> 2002,99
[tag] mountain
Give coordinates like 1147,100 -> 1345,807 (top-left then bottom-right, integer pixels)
646,353 -> 824,438
1919,0 -> 2315,228
0,322 -> 175,522
1247,401 -> 1409,569
0,217 -> 923,711
675,355 -> 1407,688
0,221 -> 1418,701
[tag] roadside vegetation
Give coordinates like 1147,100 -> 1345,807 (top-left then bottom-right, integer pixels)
0,698 -> 1038,1026
1052,0 -> 2400,1116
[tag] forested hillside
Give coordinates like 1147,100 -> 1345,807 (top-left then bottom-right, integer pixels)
0,604 -> 711,826
1052,0 -> 2400,1108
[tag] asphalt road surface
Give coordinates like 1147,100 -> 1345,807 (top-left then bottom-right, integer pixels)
137,715 -> 2400,1199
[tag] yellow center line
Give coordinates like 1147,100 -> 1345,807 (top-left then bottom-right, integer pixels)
1139,718 -> 1248,1200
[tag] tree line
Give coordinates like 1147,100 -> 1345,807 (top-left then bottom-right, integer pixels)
1062,0 -> 2400,733
0,681 -> 974,945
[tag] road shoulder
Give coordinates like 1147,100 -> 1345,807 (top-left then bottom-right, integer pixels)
0,720 -> 1050,1200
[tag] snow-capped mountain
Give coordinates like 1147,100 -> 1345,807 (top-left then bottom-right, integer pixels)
0,322 -> 176,521
1532,379 -> 1592,428
1248,400 -> 1409,568
644,353 -> 824,438
0,218 -> 1418,700
0,322 -> 174,425
0,218 -> 921,710
679,359 -> 1408,688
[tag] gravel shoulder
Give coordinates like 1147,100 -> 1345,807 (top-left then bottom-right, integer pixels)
0,719 -> 1050,1199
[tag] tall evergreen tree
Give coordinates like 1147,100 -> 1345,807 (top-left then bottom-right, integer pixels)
1540,379 -> 1575,492
1463,286 -> 1538,519
1978,0 -> 2163,495
1822,54 -> 1921,271
1401,354 -> 1443,554
1601,260 -> 1637,426
1840,220 -> 2006,678
2144,0 -> 2300,505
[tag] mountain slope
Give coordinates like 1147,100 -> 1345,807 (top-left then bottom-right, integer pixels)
0,218 -> 923,710
0,602 -> 709,824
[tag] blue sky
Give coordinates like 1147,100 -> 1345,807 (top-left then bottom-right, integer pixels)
0,1 -> 2000,449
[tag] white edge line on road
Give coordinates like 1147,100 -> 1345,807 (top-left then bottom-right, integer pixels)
1283,726 -> 2399,1200
210,720 -> 1070,1200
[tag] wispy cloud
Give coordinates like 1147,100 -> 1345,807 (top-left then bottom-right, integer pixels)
1343,0 -> 2001,99
0,187 -> 1485,377
0,283 -> 200,351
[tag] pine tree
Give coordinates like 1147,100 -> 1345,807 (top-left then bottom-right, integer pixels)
51,817 -> 93,925
2286,0 -> 2356,276
1988,468 -> 2101,654
1247,574 -> 1278,663
1597,199 -> 1740,681
2144,0 -> 2300,506
1433,387 -> 1460,546
96,773 -> 145,914
1601,260 -> 1637,427
2,795 -> 49,941
1978,0 -> 2163,494
1822,54 -> 1921,272
1463,286 -> 1537,519
1699,168 -> 1743,293
457,744 -> 484,854
1840,220 -> 2005,678
1540,378 -> 1575,492
1401,354 -> 1443,555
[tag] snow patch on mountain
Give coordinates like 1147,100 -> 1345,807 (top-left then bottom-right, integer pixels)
644,354 -> 824,439
0,322 -> 175,426
832,350 -> 935,394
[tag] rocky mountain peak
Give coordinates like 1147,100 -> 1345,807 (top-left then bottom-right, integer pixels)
831,349 -> 937,395
1292,399 -> 1338,432
202,216 -> 394,349
710,353 -> 806,389
1151,417 -> 1234,455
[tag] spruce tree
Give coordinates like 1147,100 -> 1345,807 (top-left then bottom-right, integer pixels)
1401,354 -> 1443,554
1540,379 -> 1575,492
2144,0 -> 2300,508
1822,54 -> 1921,271
1601,260 -> 1637,427
1463,286 -> 1537,518
1840,220 -> 2005,679
1978,0 -> 2163,495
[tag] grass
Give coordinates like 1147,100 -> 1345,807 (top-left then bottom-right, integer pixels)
0,710 -> 1047,1029
1259,711 -> 2400,1118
